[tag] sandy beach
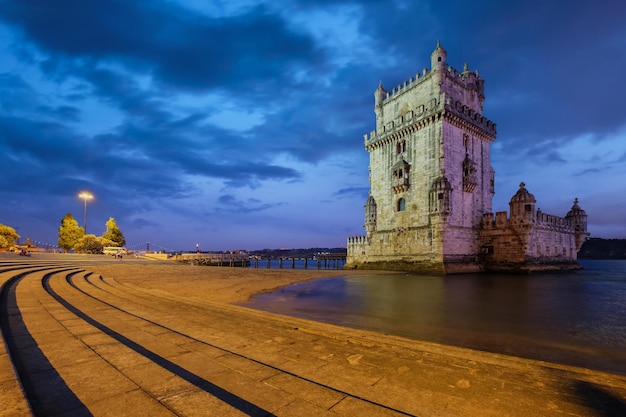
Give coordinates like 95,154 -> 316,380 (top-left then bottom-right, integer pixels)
87,262 -> 393,304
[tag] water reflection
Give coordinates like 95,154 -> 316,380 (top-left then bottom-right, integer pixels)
241,260 -> 626,375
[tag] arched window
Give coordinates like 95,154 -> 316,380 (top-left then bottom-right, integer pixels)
397,198 -> 406,212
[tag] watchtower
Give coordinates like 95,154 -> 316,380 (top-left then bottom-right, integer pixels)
347,42 -> 497,273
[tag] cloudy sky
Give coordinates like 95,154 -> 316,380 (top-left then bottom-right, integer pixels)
1,0 -> 625,252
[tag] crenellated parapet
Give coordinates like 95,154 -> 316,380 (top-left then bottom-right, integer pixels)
347,235 -> 369,245
364,94 -> 496,148
482,212 -> 507,229
535,210 -> 576,232
375,67 -> 431,106
373,62 -> 484,108
364,97 -> 443,148
482,210 -> 578,233
443,97 -> 497,138
366,43 -> 494,148
346,235 -> 370,262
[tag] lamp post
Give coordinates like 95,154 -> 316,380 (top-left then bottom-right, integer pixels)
78,192 -> 94,233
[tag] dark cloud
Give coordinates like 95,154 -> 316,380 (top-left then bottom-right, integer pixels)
129,218 -> 159,229
525,147 -> 567,164
1,0 -> 323,93
334,187 -> 369,199
40,105 -> 81,122
575,167 -> 609,176
216,194 -> 283,214
0,73 -> 39,112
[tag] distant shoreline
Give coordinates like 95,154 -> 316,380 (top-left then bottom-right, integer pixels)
578,238 -> 626,260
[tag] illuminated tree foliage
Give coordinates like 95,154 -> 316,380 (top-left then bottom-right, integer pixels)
73,234 -> 103,254
58,213 -> 84,252
0,224 -> 20,248
101,217 -> 125,247
98,237 -> 115,248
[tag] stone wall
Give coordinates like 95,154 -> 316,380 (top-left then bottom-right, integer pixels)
480,208 -> 582,271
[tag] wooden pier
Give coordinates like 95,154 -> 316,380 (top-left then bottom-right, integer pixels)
175,252 -> 347,270
175,252 -> 250,267
250,253 -> 347,270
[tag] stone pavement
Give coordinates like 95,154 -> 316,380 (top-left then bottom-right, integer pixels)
1,256 -> 626,416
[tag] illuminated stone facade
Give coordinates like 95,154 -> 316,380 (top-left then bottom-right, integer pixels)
346,43 -> 589,274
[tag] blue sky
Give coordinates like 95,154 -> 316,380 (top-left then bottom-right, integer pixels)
1,0 -> 625,252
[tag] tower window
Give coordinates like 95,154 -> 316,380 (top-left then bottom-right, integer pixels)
438,57 -> 442,62
391,158 -> 410,193
462,154 -> 478,193
397,198 -> 406,211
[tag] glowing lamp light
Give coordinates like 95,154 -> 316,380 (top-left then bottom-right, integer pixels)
78,192 -> 94,233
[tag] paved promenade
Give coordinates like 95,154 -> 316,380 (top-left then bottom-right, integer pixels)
1,255 -> 626,416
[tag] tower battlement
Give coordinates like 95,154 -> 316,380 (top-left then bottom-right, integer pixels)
483,208 -> 579,234
378,63 -> 484,105
363,96 -> 496,145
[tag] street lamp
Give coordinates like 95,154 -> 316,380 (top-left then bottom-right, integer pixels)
78,192 -> 94,233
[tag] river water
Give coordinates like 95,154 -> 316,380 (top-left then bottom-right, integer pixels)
240,260 -> 626,376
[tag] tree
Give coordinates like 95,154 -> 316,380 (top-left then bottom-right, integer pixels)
0,224 -> 20,249
58,214 -> 84,252
74,234 -> 103,254
98,237 -> 115,248
101,217 -> 125,247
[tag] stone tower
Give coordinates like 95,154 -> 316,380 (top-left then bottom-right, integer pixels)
347,42 -> 589,274
346,42 -> 497,273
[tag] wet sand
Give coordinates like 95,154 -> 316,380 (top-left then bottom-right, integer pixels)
87,262 -> 394,304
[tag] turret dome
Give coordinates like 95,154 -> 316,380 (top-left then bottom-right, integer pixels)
510,182 -> 536,203
566,198 -> 586,217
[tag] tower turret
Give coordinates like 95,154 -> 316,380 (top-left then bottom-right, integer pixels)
461,62 -> 486,112
509,182 -> 536,224
373,81 -> 387,126
429,176 -> 452,216
364,195 -> 377,236
430,40 -> 447,71
565,198 -> 590,250
374,81 -> 387,108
